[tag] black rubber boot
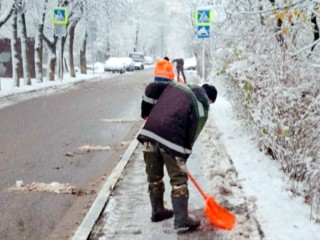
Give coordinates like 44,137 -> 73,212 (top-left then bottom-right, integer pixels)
150,192 -> 173,222
171,196 -> 200,230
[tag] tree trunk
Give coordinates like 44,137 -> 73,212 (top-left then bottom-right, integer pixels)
34,0 -> 48,82
35,24 -> 44,82
80,31 -> 87,74
58,36 -> 67,79
19,11 -> 31,85
45,37 -> 58,81
11,9 -> 19,86
69,24 -> 76,77
48,46 -> 57,81
192,42 -> 201,78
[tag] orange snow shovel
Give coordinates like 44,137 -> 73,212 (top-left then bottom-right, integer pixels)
187,171 -> 236,231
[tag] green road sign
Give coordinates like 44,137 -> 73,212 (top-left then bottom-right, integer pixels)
52,7 -> 68,25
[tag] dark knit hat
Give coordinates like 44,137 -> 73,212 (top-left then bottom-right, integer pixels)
202,84 -> 217,103
163,56 -> 169,61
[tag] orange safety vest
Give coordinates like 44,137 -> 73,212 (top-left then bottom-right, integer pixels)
154,59 -> 175,81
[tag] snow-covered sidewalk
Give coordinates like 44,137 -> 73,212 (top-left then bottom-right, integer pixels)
88,119 -> 262,240
0,73 -> 106,109
88,141 -> 221,240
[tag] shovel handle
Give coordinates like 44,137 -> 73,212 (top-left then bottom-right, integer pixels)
187,171 -> 207,200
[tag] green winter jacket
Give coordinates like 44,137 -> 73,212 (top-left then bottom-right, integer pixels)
137,81 -> 209,159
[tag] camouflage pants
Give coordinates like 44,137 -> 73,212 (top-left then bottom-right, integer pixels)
143,143 -> 189,198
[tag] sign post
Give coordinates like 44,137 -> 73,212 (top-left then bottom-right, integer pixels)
52,6 -> 68,80
194,7 -> 212,81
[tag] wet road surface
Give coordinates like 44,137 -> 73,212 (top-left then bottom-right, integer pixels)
0,70 -> 152,240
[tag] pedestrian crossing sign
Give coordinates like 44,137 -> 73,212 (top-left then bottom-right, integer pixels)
194,8 -> 213,26
52,7 -> 68,25
197,26 -> 210,39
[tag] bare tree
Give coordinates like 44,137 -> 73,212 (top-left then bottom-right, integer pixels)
17,0 -> 31,85
34,0 -> 49,82
80,30 -> 87,74
11,4 -> 19,86
67,0 -> 84,77
68,23 -> 76,77
44,35 -> 58,81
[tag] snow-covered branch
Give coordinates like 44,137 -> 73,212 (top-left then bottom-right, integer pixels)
0,0 -> 15,28
291,38 -> 320,56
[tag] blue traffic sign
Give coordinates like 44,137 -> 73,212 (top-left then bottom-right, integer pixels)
197,26 -> 210,39
52,7 -> 68,25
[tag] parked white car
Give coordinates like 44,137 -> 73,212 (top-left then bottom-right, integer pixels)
133,60 -> 144,70
104,57 -> 126,74
121,57 -> 135,72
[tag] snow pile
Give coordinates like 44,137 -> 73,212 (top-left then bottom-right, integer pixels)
78,145 -> 111,152
86,62 -> 105,73
101,118 -> 140,123
7,181 -> 78,194
201,121 -> 263,240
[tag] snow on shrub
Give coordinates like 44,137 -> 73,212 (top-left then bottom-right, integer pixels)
224,48 -> 320,221
209,1 -> 320,221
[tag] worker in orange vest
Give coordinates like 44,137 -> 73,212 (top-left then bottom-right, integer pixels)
154,57 -> 175,83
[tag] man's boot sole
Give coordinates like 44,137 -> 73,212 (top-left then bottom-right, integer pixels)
174,222 -> 200,232
151,210 -> 174,222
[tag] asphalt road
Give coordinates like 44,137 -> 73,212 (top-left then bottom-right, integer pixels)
0,69 -> 152,240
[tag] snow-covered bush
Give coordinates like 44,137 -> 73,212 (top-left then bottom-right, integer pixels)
211,1 -> 320,221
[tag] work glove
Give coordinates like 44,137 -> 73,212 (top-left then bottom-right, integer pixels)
141,101 -> 153,119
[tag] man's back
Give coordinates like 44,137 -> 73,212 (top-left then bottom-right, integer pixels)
154,58 -> 174,82
138,82 -> 210,158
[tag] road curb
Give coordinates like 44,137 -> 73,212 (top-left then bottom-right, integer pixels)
71,137 -> 140,240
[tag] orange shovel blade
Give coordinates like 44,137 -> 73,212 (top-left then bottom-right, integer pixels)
204,195 -> 236,230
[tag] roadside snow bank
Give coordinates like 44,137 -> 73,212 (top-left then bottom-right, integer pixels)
201,121 -> 262,240
7,181 -> 78,194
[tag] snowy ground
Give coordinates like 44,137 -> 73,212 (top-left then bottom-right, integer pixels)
1,67 -> 319,239
0,75 -> 103,110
